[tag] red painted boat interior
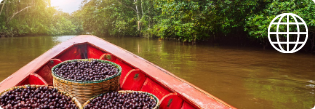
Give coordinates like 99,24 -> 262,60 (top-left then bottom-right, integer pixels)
0,35 -> 235,109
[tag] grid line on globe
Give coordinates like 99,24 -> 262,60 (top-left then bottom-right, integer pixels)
268,13 -> 308,53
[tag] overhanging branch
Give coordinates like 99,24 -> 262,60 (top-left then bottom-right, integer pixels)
6,5 -> 32,24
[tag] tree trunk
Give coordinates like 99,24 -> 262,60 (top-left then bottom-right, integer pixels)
141,0 -> 144,17
5,0 -> 8,21
134,0 -> 140,31
0,0 -> 5,15
134,0 -> 140,21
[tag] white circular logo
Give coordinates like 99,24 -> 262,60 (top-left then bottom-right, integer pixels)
268,13 -> 308,53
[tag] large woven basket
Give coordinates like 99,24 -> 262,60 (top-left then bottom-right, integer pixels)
0,85 -> 82,109
52,59 -> 122,104
83,90 -> 159,109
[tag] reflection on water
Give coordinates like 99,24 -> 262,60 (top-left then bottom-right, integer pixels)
0,35 -> 76,82
52,35 -> 77,42
0,35 -> 315,109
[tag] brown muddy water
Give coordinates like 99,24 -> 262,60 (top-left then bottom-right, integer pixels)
0,35 -> 315,109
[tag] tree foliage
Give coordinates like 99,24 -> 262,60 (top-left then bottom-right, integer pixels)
245,0 -> 315,39
75,0 -> 315,48
1,0 -> 315,48
74,0 -> 265,42
0,0 -> 82,36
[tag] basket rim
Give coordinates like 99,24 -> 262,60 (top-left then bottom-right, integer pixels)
0,85 -> 83,109
82,90 -> 159,109
51,59 -> 122,84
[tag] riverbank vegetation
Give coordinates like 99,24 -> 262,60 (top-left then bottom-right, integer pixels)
1,0 -> 315,51
0,0 -> 82,37
75,0 -> 314,50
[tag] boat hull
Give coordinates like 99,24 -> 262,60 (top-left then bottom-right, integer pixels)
0,35 -> 235,109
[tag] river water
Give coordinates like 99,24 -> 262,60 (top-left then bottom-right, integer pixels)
0,35 -> 315,109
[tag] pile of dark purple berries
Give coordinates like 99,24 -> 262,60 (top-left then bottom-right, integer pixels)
0,86 -> 78,109
84,91 -> 157,109
53,60 -> 119,81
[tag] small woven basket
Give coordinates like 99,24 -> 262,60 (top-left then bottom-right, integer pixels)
82,90 -> 159,109
51,59 -> 122,104
0,85 -> 82,109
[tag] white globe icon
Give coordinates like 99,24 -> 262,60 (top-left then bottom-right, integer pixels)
268,13 -> 308,53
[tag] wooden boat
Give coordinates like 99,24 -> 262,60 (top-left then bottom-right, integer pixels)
0,35 -> 235,109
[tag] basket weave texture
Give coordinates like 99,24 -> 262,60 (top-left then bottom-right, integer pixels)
82,90 -> 160,109
0,85 -> 83,109
51,59 -> 122,104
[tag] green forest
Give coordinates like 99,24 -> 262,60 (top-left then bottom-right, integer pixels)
0,0 -> 315,48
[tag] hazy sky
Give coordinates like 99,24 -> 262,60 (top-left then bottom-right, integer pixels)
51,0 -> 84,13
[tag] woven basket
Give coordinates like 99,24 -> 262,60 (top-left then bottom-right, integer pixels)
83,90 -> 159,109
0,85 -> 82,109
51,59 -> 122,104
